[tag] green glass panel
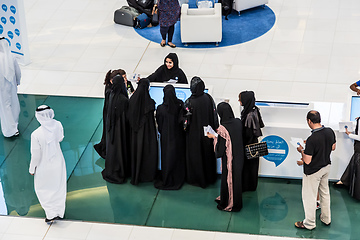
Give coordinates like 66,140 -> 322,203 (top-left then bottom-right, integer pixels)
0,94 -> 47,166
41,96 -> 104,179
65,121 -> 159,225
146,179 -> 231,232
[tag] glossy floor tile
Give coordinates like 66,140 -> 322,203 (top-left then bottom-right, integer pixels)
0,95 -> 359,239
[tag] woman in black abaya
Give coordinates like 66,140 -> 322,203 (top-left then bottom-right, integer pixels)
207,102 -> 244,211
334,117 -> 360,200
239,91 -> 264,192
155,84 -> 185,190
184,76 -> 219,188
148,53 -> 187,84
94,69 -> 125,159
128,78 -> 158,185
102,75 -> 130,184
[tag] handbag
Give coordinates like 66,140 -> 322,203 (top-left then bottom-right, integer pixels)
151,5 -> 159,26
245,142 -> 268,159
114,6 -> 140,27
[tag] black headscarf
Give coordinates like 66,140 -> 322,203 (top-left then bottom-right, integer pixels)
162,84 -> 183,115
107,75 -> 129,143
148,53 -> 188,83
190,76 -> 205,97
217,102 -> 235,125
128,78 -> 156,132
240,90 -> 264,136
112,75 -> 128,98
240,91 -> 256,120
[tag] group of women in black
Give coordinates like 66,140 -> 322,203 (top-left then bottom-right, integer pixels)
94,57 -> 265,212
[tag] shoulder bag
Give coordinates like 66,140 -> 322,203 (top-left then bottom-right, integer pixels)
245,142 -> 268,159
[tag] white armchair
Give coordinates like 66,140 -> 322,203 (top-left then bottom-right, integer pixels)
180,3 -> 222,45
233,0 -> 268,15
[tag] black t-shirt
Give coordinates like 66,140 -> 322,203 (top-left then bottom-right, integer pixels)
303,126 -> 336,175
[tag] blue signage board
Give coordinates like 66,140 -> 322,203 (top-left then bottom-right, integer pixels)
262,135 -> 289,167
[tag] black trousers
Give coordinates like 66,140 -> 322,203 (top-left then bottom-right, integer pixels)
160,25 -> 175,42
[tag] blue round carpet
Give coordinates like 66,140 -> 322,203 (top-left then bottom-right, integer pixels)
135,6 -> 276,48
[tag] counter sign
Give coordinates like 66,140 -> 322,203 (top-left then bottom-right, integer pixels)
262,135 -> 288,167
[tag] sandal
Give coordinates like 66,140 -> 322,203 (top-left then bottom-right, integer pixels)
167,42 -> 176,48
295,221 -> 306,229
333,181 -> 347,188
160,41 -> 166,47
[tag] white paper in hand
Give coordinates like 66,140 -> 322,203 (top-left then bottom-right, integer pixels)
204,125 -> 218,137
339,121 -> 355,132
290,137 -> 305,149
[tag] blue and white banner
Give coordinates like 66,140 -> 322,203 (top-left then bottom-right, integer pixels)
0,0 -> 30,65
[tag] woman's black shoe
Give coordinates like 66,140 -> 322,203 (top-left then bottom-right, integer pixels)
332,182 -> 347,189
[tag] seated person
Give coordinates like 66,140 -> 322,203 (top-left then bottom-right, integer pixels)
147,53 -> 188,84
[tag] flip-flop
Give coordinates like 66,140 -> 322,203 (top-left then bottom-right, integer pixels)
332,182 -> 347,189
295,221 -> 306,229
167,43 -> 176,48
160,42 -> 165,47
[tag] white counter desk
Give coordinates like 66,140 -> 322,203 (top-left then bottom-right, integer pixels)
257,100 -> 353,180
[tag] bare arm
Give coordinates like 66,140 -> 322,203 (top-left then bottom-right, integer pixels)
297,145 -> 312,165
350,82 -> 360,95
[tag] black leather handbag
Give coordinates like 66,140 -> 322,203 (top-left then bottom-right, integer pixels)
245,142 -> 268,159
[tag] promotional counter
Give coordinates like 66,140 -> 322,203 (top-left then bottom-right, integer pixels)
147,82 -> 355,181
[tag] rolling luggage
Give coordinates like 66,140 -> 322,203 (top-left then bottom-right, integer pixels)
114,6 -> 140,27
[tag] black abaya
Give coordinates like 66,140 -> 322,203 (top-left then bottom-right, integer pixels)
340,118 -> 360,200
155,85 -> 185,190
94,84 -> 112,159
148,53 -> 188,84
185,77 -> 219,188
128,78 -> 158,185
214,102 -> 244,212
240,91 -> 264,192
102,76 -> 130,184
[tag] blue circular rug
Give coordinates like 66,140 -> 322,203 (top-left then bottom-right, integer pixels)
134,6 -> 276,48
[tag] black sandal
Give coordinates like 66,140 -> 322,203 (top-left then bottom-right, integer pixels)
295,221 -> 306,229
160,41 -> 165,47
167,42 -> 176,48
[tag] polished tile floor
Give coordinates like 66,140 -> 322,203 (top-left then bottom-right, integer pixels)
2,0 -> 360,239
0,94 -> 359,240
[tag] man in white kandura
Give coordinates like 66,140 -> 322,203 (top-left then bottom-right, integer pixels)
29,105 -> 67,223
0,37 -> 21,137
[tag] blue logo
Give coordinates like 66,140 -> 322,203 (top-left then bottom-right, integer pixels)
1,17 -> 6,24
16,42 -> 21,50
0,24 -> 3,34
2,4 -> 7,12
10,6 -> 16,14
9,16 -> 15,24
7,31 -> 13,39
176,90 -> 186,101
262,135 -> 289,167
14,28 -> 20,36
5,38 -> 10,46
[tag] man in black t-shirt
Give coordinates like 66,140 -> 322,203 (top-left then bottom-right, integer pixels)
294,110 -> 336,230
